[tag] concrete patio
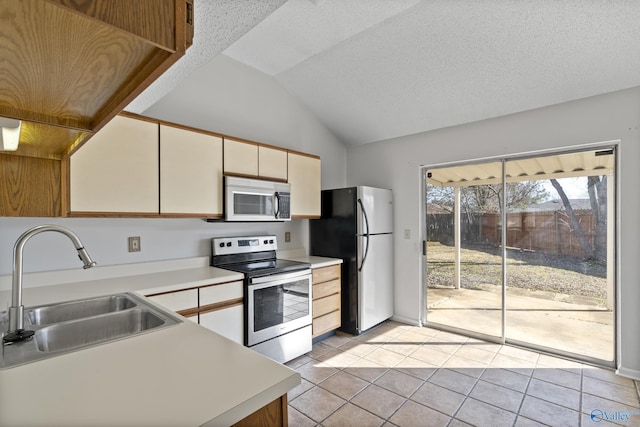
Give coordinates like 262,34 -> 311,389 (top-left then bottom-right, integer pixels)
427,287 -> 614,362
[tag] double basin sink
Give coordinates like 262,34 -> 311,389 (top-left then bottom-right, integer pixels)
1,293 -> 182,369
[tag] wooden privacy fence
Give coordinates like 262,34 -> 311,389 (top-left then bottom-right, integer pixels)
427,211 -> 595,258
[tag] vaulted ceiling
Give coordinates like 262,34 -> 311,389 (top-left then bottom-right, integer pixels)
129,0 -> 640,146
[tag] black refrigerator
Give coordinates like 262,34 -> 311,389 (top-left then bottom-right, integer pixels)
310,186 -> 394,335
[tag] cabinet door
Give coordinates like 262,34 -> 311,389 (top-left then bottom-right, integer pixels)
258,146 -> 287,180
69,116 -> 159,213
199,305 -> 244,344
224,139 -> 258,176
287,152 -> 321,218
160,125 -> 223,215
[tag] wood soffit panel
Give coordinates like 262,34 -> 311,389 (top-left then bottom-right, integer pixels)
0,0 -> 187,160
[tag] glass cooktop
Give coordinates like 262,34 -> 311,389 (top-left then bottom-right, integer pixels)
221,258 -> 311,278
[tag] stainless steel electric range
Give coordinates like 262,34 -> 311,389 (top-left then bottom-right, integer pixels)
211,235 -> 312,363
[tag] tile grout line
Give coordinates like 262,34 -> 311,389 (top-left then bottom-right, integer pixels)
513,352 -> 539,426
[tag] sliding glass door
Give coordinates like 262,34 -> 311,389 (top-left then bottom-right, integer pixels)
424,147 -> 616,365
425,161 -> 504,341
504,151 -> 615,362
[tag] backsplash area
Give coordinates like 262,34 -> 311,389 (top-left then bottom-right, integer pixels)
0,217 -> 308,276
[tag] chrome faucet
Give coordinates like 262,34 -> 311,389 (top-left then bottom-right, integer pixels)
4,225 -> 97,343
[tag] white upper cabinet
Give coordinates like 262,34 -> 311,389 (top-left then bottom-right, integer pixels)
224,139 -> 288,181
160,125 -> 223,215
69,115 -> 159,214
68,114 -> 321,218
287,152 -> 321,218
223,138 -> 258,176
258,146 -> 288,181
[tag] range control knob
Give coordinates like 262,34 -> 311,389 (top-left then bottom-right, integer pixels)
264,240 -> 268,244
219,242 -> 225,248
226,242 -> 232,247
269,239 -> 274,244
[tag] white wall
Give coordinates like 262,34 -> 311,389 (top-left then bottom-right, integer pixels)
0,55 -> 347,276
347,87 -> 640,378
0,218 -> 307,276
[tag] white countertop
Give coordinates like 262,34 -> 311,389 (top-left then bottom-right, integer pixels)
282,255 -> 343,269
0,258 -> 299,426
0,319 -> 299,426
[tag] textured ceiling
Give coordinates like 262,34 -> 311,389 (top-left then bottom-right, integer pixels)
131,1 -> 640,146
126,0 -> 286,114
220,0 -> 640,145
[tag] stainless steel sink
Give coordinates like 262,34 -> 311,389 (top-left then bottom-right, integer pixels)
0,292 -> 182,369
35,309 -> 165,353
28,295 -> 137,326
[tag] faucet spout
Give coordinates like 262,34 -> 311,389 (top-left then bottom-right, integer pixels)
4,225 -> 97,343
77,247 -> 97,269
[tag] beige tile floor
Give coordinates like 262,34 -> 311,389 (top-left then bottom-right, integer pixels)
285,321 -> 640,427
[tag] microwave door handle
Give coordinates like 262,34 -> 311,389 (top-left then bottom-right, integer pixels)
274,192 -> 280,219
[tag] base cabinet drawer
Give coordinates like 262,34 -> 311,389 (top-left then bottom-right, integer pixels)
200,281 -> 243,305
312,264 -> 340,284
311,263 -> 342,338
313,279 -> 340,299
313,310 -> 341,338
312,294 -> 340,318
146,289 -> 198,312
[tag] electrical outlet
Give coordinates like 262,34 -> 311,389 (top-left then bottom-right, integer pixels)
404,229 -> 411,239
285,232 -> 291,243
128,236 -> 141,252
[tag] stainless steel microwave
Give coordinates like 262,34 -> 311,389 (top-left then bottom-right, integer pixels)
224,176 -> 291,221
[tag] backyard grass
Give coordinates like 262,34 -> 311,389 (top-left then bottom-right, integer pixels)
426,241 -> 607,301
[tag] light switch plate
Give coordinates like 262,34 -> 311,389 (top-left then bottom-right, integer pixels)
128,236 -> 141,252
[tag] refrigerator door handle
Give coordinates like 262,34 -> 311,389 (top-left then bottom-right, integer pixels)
357,198 -> 370,271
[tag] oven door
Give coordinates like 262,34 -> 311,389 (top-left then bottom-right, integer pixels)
246,269 -> 312,347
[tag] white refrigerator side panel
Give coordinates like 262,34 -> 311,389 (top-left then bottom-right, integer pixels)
358,233 -> 394,331
357,187 -> 393,235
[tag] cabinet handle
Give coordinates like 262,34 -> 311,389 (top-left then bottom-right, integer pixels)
186,1 -> 193,25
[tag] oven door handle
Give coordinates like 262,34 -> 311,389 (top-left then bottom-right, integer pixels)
250,269 -> 312,285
